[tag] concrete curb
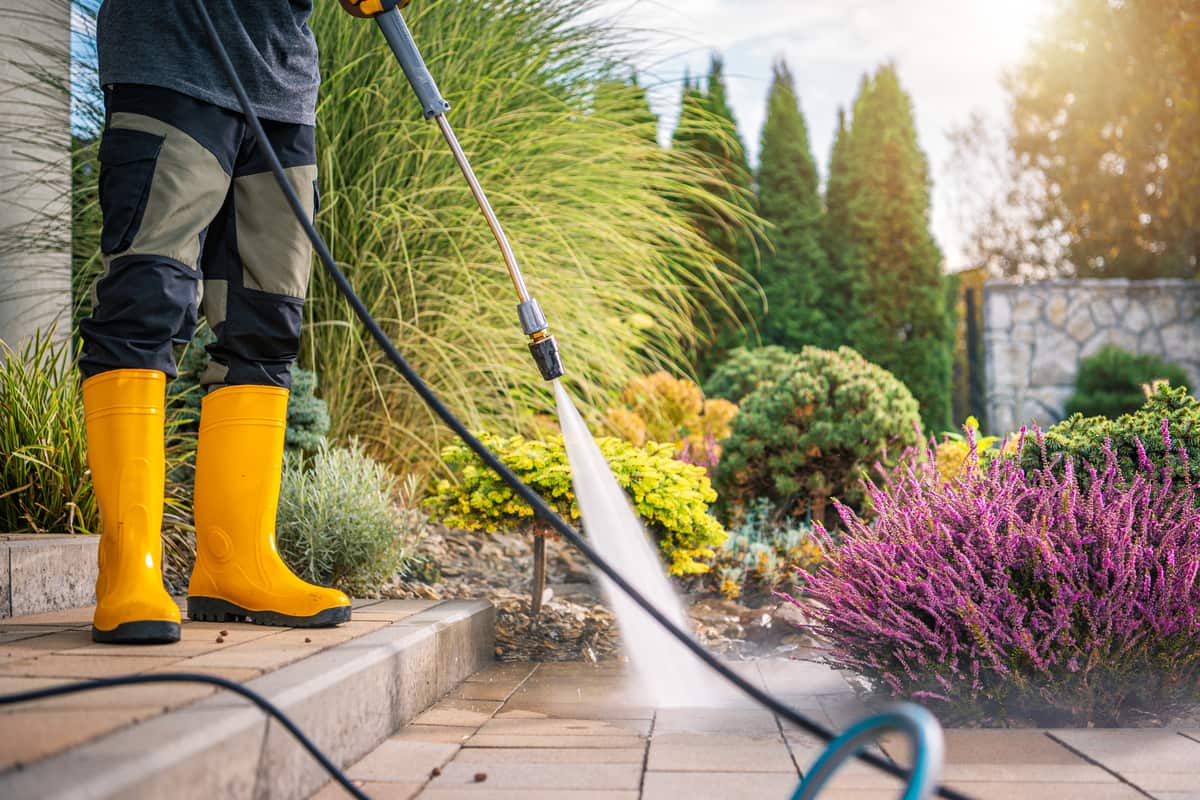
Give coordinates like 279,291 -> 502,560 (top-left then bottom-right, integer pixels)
0,535 -> 99,618
0,599 -> 495,800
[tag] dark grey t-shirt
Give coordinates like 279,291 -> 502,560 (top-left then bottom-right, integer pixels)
97,1 -> 319,126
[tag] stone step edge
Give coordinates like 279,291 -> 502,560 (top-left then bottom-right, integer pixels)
0,598 -> 496,800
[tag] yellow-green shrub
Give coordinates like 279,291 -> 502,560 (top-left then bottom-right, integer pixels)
426,432 -> 726,575
604,372 -> 738,455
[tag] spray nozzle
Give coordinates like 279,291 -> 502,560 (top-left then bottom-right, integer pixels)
518,298 -> 564,381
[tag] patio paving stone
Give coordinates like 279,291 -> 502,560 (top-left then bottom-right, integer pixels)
412,699 -> 504,727
446,681 -> 521,703
641,770 -> 799,799
0,652 -> 180,678
647,732 -> 796,772
0,706 -> 152,770
495,700 -> 656,720
653,707 -> 781,736
465,734 -> 645,749
427,761 -> 642,790
392,725 -> 479,744
0,629 -> 94,656
452,747 -> 645,764
475,716 -> 650,737
1051,729 -> 1200,789
757,658 -> 857,696
881,729 -> 1122,784
346,739 -> 462,783
312,781 -> 423,800
418,791 -> 637,800
0,673 -> 214,711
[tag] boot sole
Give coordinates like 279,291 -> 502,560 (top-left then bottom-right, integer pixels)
187,596 -> 352,628
92,620 -> 181,645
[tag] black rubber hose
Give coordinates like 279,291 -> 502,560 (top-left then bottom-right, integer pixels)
191,4 -> 974,798
0,673 -> 370,800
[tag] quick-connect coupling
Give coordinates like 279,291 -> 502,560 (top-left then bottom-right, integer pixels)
517,298 -> 564,381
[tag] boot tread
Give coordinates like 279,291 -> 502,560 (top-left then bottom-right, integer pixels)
187,596 -> 351,628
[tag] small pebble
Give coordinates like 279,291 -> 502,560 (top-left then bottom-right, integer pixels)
304,637 -> 312,643
473,772 -> 487,783
430,767 -> 442,778
215,636 -> 225,643
219,630 -> 229,636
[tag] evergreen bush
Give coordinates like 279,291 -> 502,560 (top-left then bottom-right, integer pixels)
276,442 -> 424,596
426,432 -> 726,575
703,345 -> 799,403
715,346 -> 920,525
1064,345 -> 1190,419
1023,383 -> 1200,484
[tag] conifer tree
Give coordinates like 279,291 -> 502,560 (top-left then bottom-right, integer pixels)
626,72 -> 659,143
823,106 -> 852,272
755,60 -> 841,351
671,57 -> 754,264
671,56 -> 758,376
838,65 -> 952,431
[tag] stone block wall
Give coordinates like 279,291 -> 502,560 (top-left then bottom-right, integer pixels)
983,279 -> 1200,434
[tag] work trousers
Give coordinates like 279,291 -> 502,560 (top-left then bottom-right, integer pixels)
79,84 -> 317,389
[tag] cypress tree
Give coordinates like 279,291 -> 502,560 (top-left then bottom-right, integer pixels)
840,65 -> 952,432
755,60 -> 841,351
823,106 -> 852,271
671,56 -> 758,376
671,56 -> 754,264
627,72 -> 659,143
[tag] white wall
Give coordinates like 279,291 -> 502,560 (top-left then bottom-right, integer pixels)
0,0 -> 73,351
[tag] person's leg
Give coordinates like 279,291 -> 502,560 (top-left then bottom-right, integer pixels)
187,118 -> 350,627
79,84 -> 236,644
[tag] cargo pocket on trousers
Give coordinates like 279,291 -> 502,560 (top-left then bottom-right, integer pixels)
97,128 -> 165,255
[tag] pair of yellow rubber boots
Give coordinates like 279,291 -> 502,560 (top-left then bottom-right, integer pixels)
83,369 -> 350,644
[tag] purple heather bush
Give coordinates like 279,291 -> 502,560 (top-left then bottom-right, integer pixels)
790,428 -> 1200,726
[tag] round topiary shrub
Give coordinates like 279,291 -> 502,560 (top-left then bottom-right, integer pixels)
715,346 -> 920,525
703,345 -> 800,403
1065,344 -> 1190,419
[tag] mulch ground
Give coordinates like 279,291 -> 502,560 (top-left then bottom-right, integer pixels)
380,525 -> 814,662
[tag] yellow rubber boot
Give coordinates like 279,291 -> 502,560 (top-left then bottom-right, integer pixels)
187,385 -> 351,627
83,370 -> 181,644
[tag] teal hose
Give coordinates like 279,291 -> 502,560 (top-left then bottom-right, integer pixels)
792,703 -> 945,800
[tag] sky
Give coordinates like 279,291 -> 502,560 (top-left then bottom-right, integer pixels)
588,0 -> 1053,270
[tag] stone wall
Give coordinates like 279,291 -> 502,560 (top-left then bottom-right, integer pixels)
983,279 -> 1200,434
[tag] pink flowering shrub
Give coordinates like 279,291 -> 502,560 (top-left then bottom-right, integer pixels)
791,429 -> 1200,726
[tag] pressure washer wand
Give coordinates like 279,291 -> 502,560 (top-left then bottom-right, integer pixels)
375,7 -> 564,381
